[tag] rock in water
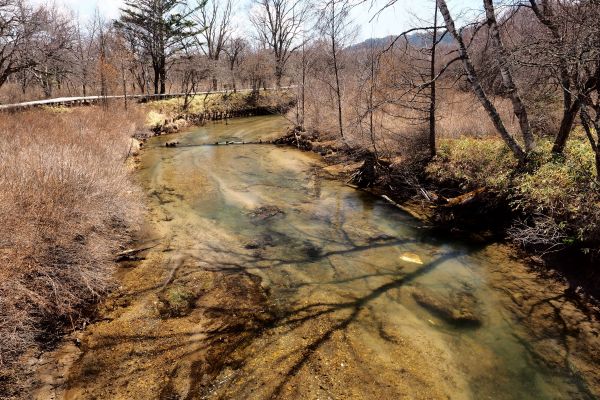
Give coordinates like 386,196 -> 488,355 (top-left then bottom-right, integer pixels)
157,286 -> 197,318
411,286 -> 482,327
247,205 -> 284,221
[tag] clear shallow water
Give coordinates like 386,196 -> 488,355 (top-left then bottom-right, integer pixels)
129,116 -> 593,399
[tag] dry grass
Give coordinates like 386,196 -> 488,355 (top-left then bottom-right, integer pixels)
0,106 -> 144,395
149,90 -> 296,117
299,78 -> 525,160
0,83 -> 79,105
436,89 -> 520,139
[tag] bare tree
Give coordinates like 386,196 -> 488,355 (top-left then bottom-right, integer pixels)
482,0 -> 535,153
192,0 -> 233,91
580,93 -> 600,178
224,36 -> 247,92
74,16 -> 98,97
428,4 -> 440,158
0,0 -> 71,91
241,41 -> 272,93
119,25 -> 152,95
316,0 -> 355,139
436,0 -> 527,162
250,0 -> 309,88
519,0 -> 600,155
27,4 -> 73,98
296,33 -> 313,130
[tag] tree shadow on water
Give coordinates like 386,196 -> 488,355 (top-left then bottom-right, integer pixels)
63,229 -> 465,399
253,251 -> 462,399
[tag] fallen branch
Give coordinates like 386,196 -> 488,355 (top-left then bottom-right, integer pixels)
115,244 -> 159,262
442,188 -> 486,207
381,195 -> 429,221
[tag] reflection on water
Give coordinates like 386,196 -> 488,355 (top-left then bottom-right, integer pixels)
129,116 -> 596,400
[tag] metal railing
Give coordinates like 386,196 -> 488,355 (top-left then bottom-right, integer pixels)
0,87 -> 295,112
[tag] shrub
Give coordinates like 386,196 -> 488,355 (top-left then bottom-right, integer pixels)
426,134 -> 600,251
426,137 -> 517,192
0,106 -> 143,394
510,134 -> 600,249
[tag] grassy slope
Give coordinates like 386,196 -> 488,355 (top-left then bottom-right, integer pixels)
427,132 -> 599,251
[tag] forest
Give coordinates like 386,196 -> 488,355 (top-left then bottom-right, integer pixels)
1,0 -> 600,399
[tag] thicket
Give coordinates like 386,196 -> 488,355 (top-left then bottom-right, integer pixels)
0,106 -> 143,395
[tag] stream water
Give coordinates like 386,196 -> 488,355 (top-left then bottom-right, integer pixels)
34,116 -> 599,400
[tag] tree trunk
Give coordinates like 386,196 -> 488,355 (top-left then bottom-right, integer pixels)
429,4 -> 438,158
160,57 -> 166,95
231,67 -> 237,93
483,0 -> 535,153
301,53 -> 306,130
368,46 -> 378,157
528,0 -> 577,155
153,63 -> 160,95
331,1 -> 344,139
333,47 -> 344,139
580,106 -> 600,177
122,62 -> 128,110
275,62 -> 283,89
437,0 -> 527,163
553,100 -> 581,154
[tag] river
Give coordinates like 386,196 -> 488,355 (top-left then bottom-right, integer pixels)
31,116 -> 599,400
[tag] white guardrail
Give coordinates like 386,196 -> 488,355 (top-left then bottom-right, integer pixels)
0,87 -> 295,112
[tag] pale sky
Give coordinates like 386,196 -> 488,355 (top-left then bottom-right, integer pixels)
34,0 -> 485,42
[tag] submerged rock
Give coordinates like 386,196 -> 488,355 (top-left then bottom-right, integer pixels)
244,241 -> 262,250
247,205 -> 284,221
301,242 -> 322,259
412,286 -> 482,327
157,286 -> 197,318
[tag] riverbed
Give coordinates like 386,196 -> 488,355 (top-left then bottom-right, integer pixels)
30,116 -> 600,399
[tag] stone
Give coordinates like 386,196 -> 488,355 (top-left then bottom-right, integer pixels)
412,286 -> 482,327
247,205 -> 284,221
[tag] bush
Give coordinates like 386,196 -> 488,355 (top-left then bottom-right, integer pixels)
426,137 -> 517,192
426,134 -> 600,251
0,106 -> 143,394
511,134 -> 600,248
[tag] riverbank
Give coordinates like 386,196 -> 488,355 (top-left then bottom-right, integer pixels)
0,106 -> 145,398
144,90 -> 295,135
273,127 -> 600,301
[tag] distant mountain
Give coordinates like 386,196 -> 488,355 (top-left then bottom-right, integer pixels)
348,32 -> 454,51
